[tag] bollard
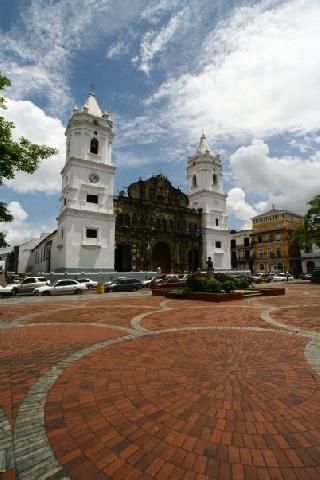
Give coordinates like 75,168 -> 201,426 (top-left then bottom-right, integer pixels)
97,282 -> 104,294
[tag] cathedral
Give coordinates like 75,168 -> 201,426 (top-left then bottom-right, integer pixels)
30,92 -> 231,274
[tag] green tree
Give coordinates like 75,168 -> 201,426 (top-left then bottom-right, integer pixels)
0,73 -> 57,223
0,232 -> 9,247
304,194 -> 320,247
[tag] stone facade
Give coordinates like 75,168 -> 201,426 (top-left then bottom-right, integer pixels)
114,175 -> 202,273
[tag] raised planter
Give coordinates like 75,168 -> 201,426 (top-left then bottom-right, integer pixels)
255,287 -> 285,296
152,289 -> 168,296
165,291 -> 244,302
153,287 -> 285,301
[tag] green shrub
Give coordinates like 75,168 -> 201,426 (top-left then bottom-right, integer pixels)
234,277 -> 250,289
214,272 -> 229,283
205,278 -> 223,292
186,274 -> 208,291
222,279 -> 237,292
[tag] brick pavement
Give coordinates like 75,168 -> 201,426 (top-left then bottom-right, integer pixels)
0,283 -> 319,479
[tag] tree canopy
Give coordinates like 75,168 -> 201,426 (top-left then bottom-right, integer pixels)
0,73 -> 57,223
304,194 -> 320,247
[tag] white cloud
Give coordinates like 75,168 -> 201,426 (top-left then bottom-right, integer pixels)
7,202 -> 28,223
3,99 -> 65,193
229,139 -> 320,215
227,187 -> 257,229
149,0 -> 320,139
106,40 -> 130,59
0,0 -> 147,112
3,201 -> 52,245
133,8 -> 190,74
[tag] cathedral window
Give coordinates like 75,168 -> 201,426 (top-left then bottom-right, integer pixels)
90,137 -> 99,154
123,214 -> 130,227
192,175 -> 197,187
86,228 -> 98,238
86,194 -> 98,204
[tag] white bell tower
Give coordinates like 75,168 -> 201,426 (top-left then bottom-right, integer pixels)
187,134 -> 230,270
53,92 -> 116,272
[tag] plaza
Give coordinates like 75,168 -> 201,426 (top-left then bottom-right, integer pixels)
0,283 -> 320,479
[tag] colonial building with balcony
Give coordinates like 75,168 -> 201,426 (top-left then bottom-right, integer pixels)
230,229 -> 253,271
251,208 -> 303,274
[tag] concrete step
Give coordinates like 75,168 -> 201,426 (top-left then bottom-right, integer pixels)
242,291 -> 262,298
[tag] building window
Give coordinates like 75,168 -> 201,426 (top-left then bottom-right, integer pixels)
86,228 -> 98,239
231,239 -> 236,248
258,236 -> 262,243
259,264 -> 264,270
244,249 -> 250,260
216,218 -> 219,226
61,228 -> 64,239
277,249 -> 281,258
213,174 -> 217,185
86,194 -> 98,204
192,175 -> 197,187
90,137 -> 99,154
215,241 -> 221,248
244,237 -> 250,246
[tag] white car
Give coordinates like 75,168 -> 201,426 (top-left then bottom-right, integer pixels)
34,279 -> 87,296
0,284 -> 16,297
76,278 -> 98,289
273,273 -> 294,282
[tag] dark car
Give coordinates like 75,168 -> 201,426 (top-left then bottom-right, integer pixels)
152,274 -> 187,289
311,269 -> 320,283
104,278 -> 143,292
300,273 -> 312,280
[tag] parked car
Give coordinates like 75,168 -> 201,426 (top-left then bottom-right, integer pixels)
76,278 -> 98,289
273,273 -> 294,282
251,273 -> 271,283
12,276 -> 50,295
34,279 -> 87,296
152,274 -> 187,289
300,273 -> 312,280
104,278 -> 143,292
0,284 -> 16,297
141,277 -> 154,288
311,269 -> 320,283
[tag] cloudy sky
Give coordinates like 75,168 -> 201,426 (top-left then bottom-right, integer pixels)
1,0 -> 320,245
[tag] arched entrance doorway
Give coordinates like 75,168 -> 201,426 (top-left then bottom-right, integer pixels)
115,244 -> 131,272
152,242 -> 171,273
307,261 -> 315,272
188,249 -> 200,272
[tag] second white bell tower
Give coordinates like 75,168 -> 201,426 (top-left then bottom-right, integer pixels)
187,134 -> 230,271
53,92 -> 116,272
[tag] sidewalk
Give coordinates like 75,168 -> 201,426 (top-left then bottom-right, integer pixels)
0,283 -> 319,479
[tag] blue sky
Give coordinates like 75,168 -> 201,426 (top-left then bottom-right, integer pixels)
1,0 -> 320,244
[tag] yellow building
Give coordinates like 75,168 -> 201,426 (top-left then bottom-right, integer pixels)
252,208 -> 303,274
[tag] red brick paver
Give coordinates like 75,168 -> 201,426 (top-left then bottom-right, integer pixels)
143,306 -> 267,330
45,330 -> 320,479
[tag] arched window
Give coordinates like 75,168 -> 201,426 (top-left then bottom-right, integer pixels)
90,137 -> 99,154
192,175 -> 197,187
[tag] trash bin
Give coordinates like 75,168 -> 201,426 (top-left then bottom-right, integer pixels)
97,282 -> 104,294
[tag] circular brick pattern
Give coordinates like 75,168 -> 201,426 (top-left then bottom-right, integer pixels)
272,305 -> 320,333
142,306 -> 267,330
46,330 -> 320,478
